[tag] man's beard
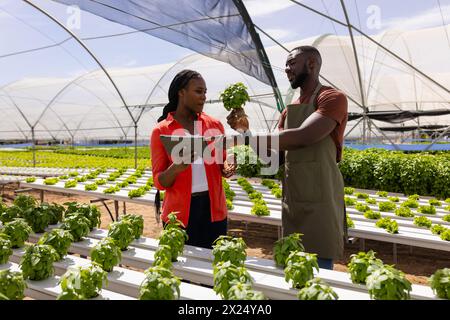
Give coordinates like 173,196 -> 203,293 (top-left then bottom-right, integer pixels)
291,63 -> 309,89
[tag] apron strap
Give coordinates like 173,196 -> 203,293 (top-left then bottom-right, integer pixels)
308,83 -> 323,105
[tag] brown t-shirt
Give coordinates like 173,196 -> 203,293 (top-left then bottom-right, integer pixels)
278,86 -> 348,162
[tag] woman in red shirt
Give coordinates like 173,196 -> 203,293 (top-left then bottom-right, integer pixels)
151,69 -> 235,249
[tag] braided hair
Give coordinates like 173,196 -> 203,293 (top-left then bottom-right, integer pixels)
157,69 -> 202,123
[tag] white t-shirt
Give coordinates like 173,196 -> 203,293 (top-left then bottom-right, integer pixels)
189,127 -> 208,193
191,156 -> 209,193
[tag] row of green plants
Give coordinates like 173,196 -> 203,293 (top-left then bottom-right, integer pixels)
222,178 -> 236,210
138,212 -> 188,300
54,147 -> 151,160
237,178 -> 270,216
346,195 -> 450,239
339,148 -> 450,199
348,250 -> 450,300
0,194 -> 149,299
273,233 -> 338,300
0,151 -> 149,169
261,179 -> 282,199
212,235 -> 265,300
57,214 -> 144,299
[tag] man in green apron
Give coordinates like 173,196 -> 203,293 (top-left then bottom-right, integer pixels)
227,46 -> 348,270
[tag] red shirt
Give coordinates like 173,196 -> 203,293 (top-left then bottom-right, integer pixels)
278,86 -> 348,162
150,112 -> 227,227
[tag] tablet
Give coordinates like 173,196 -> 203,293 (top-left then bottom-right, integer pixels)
160,134 -> 224,163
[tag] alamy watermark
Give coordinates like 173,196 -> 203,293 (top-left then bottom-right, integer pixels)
66,5 -> 81,30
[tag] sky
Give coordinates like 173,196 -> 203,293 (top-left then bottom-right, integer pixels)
0,0 -> 448,86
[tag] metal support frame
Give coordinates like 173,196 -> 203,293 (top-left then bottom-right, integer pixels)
233,0 -> 285,112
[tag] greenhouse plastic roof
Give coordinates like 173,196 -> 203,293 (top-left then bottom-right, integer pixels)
0,0 -> 449,142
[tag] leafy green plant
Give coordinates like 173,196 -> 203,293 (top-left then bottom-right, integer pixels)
69,171 -> 79,177
347,215 -> 355,228
107,220 -> 135,251
65,202 -> 101,230
355,192 -> 369,199
414,216 -> 432,228
2,218 -> 32,248
213,261 -> 252,299
153,245 -> 173,269
13,195 -> 36,211
401,199 -> 419,208
251,201 -> 270,216
45,203 -> 65,225
103,186 -> 120,194
284,251 -> 319,289
233,145 -> 262,178
348,250 -> 384,284
0,206 -> 22,224
84,183 -> 97,191
76,176 -> 87,182
61,213 -> 91,242
378,201 -> 397,212
90,237 -> 122,272
128,187 -> 148,198
365,198 -> 377,205
20,244 -> 59,280
212,235 -> 247,267
441,229 -> 450,241
431,224 -> 447,236
25,177 -> 36,183
429,268 -> 450,299
44,177 -> 59,185
0,236 -> 13,264
272,187 -> 282,199
120,214 -> 144,239
37,229 -> 74,259
297,278 -> 339,300
355,203 -> 370,213
418,205 -> 436,215
22,205 -> 51,233
388,196 -> 399,203
59,263 -> 107,299
59,175 -> 68,180
158,227 -> 188,261
366,265 -> 412,300
220,82 -> 250,111
395,206 -> 414,218
226,199 -> 234,210
344,197 -> 357,206
408,194 -> 420,201
0,270 -> 27,300
273,233 -> 305,267
429,199 -> 442,207
64,180 -> 77,188
376,217 -> 399,234
364,210 -> 381,220
227,282 -> 265,300
443,214 -> 450,222
95,179 -> 106,186
376,191 -> 388,197
139,266 -> 181,300
344,187 -> 354,195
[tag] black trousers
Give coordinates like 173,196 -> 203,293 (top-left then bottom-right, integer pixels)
184,193 -> 227,249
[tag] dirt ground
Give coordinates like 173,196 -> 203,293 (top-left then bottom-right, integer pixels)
2,185 -> 449,286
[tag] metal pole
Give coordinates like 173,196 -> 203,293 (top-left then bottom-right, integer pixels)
31,126 -> 36,167
134,123 -> 138,169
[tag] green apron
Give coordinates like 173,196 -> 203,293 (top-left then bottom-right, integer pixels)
282,84 -> 346,260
